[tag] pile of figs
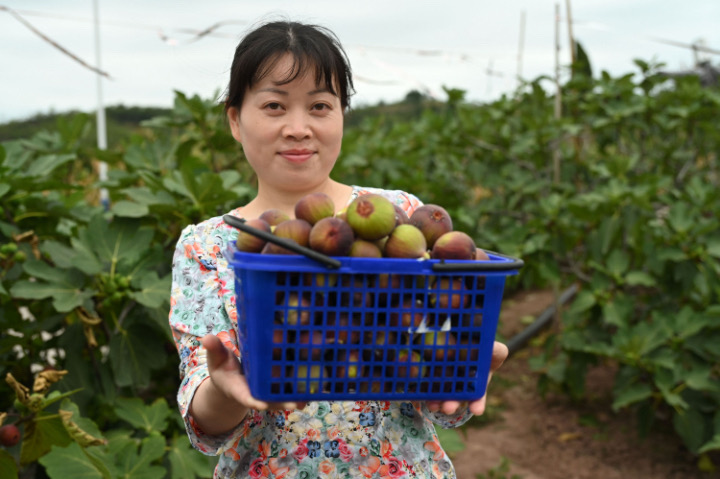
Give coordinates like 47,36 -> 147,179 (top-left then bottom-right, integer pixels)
235,193 -> 490,395
236,192 -> 489,262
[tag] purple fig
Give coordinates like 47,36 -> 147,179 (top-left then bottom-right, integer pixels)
346,194 -> 396,241
235,218 -> 271,253
259,208 -> 290,227
261,218 -> 311,255
295,192 -> 336,225
410,204 -> 453,249
431,231 -> 476,260
384,224 -> 428,259
393,204 -> 410,226
309,217 -> 354,256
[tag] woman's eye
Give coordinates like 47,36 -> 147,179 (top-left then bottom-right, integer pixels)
265,102 -> 282,110
312,103 -> 331,112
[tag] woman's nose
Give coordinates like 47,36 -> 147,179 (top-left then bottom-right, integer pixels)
282,111 -> 312,140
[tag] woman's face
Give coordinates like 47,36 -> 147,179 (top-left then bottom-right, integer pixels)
227,54 -> 344,194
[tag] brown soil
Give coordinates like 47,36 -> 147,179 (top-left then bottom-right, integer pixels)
451,289 -> 717,479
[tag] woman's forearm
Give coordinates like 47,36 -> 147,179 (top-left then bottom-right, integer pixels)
189,376 -> 250,436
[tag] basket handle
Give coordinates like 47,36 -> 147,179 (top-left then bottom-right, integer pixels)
223,215 -> 342,269
431,250 -> 524,272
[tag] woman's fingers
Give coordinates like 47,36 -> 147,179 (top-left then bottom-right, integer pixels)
490,341 -> 509,372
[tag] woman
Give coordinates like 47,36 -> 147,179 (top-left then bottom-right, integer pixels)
169,19 -> 508,478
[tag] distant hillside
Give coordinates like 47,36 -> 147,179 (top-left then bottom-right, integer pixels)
0,105 -> 172,145
0,91 -> 446,145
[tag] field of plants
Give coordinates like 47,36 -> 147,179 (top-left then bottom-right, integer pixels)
0,58 -> 719,478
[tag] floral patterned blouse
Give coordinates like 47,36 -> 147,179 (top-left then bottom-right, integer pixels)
169,186 -> 474,479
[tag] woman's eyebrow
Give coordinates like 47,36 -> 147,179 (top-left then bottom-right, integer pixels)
257,87 -> 334,96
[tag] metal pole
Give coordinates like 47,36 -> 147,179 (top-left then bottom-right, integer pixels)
93,0 -> 109,209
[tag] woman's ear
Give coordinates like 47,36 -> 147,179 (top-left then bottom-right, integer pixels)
227,106 -> 243,144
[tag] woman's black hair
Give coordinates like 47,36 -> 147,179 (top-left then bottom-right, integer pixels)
224,20 -> 355,111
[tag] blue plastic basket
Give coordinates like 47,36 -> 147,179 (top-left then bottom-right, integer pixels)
227,244 -> 522,402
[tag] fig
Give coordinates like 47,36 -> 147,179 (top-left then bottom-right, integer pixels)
336,349 -> 362,379
475,249 -> 490,260
236,218 -> 272,253
349,239 -> 383,258
258,208 -> 290,227
346,194 -> 397,241
335,207 -> 348,222
393,204 -> 410,226
326,312 -> 361,345
295,192 -> 335,225
261,218 -> 312,255
431,231 -> 476,260
384,224 -> 428,259
0,424 -> 20,447
309,217 -> 354,256
434,276 -> 469,309
298,331 -> 325,360
420,331 -> 457,361
283,292 -> 311,326
396,350 -> 425,378
410,204 -> 453,249
296,364 -> 323,393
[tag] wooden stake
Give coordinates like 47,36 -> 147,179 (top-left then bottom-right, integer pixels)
566,0 -> 576,64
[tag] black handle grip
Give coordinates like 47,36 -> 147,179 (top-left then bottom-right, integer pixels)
431,250 -> 524,272
223,215 -> 342,269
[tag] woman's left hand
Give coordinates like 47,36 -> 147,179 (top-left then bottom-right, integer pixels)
425,340 -> 509,415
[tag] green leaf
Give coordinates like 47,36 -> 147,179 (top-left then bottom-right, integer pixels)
625,271 -> 656,287
128,271 -> 171,308
69,236 -> 103,276
83,215 -> 153,269
25,154 -> 76,177
109,323 -> 168,388
42,241 -> 79,269
568,290 -> 596,315
606,249 -> 629,277
673,408 -> 709,454
116,433 -> 166,479
10,268 -> 93,313
59,399 -> 105,442
167,434 -> 216,479
39,442 -> 107,479
114,398 -> 170,433
612,382 -> 653,411
707,239 -> 720,259
111,200 -> 150,218
0,450 -> 18,479
20,413 -> 71,465
601,295 -> 633,328
699,435 -> 720,454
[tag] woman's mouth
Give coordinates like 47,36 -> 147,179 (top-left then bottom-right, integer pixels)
280,149 -> 314,163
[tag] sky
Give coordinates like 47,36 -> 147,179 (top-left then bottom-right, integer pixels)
1,1 -> 718,123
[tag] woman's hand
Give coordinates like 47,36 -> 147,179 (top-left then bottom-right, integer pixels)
425,341 -> 509,415
189,334 -> 304,436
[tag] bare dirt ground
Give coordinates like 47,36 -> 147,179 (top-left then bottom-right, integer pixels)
450,289 -> 717,479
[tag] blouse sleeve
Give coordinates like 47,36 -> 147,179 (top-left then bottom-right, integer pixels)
169,220 -> 247,455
